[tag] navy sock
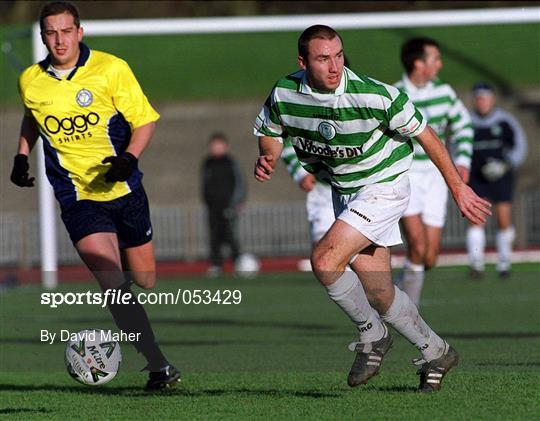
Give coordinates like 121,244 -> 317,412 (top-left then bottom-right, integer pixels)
105,281 -> 168,371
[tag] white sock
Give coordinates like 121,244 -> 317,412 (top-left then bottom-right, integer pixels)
381,286 -> 446,361
467,226 -> 486,271
399,258 -> 425,307
496,227 -> 515,272
325,271 -> 385,343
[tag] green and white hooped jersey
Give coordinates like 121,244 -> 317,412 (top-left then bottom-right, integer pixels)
394,75 -> 473,172
282,137 -> 331,185
282,137 -> 309,183
254,67 -> 426,195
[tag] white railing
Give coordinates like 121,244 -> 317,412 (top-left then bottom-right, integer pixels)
1,188 -> 539,266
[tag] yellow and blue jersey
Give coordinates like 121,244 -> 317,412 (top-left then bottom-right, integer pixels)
18,43 -> 160,206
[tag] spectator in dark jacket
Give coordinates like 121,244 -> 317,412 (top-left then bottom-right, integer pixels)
201,133 -> 246,276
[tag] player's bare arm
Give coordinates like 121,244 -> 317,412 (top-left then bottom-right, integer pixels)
445,152 -> 470,188
255,135 -> 283,182
456,165 -> 470,184
415,126 -> 491,224
126,121 -> 157,158
17,114 -> 39,155
299,174 -> 316,192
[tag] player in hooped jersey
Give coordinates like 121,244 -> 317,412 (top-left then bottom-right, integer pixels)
254,25 -> 490,392
281,138 -> 334,246
10,1 -> 180,390
280,57 -> 352,253
394,37 -> 474,306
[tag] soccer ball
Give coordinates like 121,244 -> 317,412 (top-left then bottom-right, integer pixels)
235,253 -> 261,278
64,329 -> 122,386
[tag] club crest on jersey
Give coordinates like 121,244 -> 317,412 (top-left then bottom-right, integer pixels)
318,121 -> 336,141
76,89 -> 93,107
491,124 -> 502,137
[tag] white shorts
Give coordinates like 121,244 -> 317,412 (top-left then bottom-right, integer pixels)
306,182 -> 334,243
403,169 -> 448,228
333,174 -> 410,247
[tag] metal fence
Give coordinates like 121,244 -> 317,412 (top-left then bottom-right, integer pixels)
1,188 -> 539,267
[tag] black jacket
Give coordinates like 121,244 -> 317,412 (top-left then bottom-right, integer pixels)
201,155 -> 246,208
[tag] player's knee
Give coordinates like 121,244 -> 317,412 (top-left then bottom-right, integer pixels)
310,249 -> 339,278
310,252 -> 327,276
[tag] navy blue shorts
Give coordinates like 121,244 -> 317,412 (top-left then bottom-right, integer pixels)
60,186 -> 153,248
468,171 -> 514,203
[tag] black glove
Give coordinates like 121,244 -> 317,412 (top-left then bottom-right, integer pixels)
102,152 -> 138,182
10,154 -> 35,187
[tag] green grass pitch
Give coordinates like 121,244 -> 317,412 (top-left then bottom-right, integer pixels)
0,263 -> 539,419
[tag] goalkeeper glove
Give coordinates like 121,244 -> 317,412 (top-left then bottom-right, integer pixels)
102,152 -> 138,182
10,154 -> 35,187
481,158 -> 509,182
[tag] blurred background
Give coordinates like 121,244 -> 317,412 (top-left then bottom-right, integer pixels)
1,1 -> 539,274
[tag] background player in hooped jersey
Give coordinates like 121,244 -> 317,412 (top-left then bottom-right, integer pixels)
254,25 -> 491,392
281,138 -> 334,252
394,38 -> 474,306
467,83 -> 528,278
9,1 -> 180,390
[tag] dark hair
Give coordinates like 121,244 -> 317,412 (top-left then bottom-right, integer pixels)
298,25 -> 343,60
472,82 -> 495,96
400,37 -> 440,74
39,1 -> 80,31
209,132 -> 227,143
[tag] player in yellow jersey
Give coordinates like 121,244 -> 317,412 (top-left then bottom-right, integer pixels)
10,1 -> 180,391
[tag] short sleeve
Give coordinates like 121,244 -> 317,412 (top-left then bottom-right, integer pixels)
18,69 -> 34,116
385,86 -> 426,138
109,59 -> 160,129
253,88 -> 285,143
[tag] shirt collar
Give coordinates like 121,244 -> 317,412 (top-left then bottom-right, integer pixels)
401,73 -> 434,93
39,42 -> 91,80
299,67 -> 348,96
